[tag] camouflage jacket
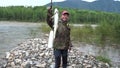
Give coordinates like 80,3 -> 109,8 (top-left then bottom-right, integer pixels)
47,9 -> 71,50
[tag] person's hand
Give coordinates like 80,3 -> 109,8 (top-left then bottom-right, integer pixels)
69,46 -> 71,51
68,44 -> 73,51
47,6 -> 53,19
47,6 -> 52,13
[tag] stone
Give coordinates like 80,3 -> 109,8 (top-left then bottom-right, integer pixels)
6,52 -> 10,59
0,37 -> 111,68
10,62 -> 15,67
21,61 -> 31,68
35,63 -> 46,68
15,59 -> 22,64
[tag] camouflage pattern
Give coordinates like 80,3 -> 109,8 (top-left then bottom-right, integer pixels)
53,21 -> 70,49
47,9 -> 71,50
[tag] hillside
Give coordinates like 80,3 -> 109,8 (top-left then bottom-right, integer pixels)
45,0 -> 120,13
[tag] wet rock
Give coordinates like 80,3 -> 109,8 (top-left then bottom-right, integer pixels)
0,37 -> 111,68
5,52 -> 10,59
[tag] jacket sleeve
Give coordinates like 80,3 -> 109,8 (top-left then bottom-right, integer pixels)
46,8 -> 54,29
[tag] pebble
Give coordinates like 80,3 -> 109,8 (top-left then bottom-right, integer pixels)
0,37 -> 111,68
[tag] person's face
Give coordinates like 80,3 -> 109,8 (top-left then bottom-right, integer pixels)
61,14 -> 69,22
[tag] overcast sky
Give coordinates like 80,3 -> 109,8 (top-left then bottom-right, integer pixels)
0,0 -> 97,6
0,0 -> 120,7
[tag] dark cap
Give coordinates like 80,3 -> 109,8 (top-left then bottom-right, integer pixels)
62,10 -> 69,15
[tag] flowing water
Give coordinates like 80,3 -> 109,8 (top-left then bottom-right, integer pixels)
0,21 -> 119,67
0,21 -> 43,58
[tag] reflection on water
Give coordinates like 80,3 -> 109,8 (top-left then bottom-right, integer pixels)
0,21 -> 43,58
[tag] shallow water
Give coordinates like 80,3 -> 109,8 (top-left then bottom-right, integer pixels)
74,42 -> 120,67
0,21 -> 119,67
0,21 -> 43,58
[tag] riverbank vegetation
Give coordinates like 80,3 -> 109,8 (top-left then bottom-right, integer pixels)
0,6 -> 120,24
41,22 -> 120,47
0,6 -> 120,47
71,22 -> 120,47
96,56 -> 111,66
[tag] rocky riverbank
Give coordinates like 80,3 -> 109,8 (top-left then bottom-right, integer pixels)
0,35 -> 110,68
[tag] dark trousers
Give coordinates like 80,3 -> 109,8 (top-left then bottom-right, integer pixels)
54,49 -> 68,68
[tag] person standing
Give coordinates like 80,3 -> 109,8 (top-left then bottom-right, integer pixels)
47,7 -> 72,68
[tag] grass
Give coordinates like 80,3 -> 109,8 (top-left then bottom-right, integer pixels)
41,23 -> 51,33
96,56 -> 111,66
70,24 -> 95,43
41,23 -> 120,47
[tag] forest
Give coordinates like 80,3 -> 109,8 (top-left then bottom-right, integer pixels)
0,6 -> 120,24
0,6 -> 120,46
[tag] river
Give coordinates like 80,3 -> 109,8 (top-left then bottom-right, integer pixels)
0,21 -> 43,58
0,21 -> 120,67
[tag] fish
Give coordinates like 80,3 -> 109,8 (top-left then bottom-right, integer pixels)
48,8 -> 59,48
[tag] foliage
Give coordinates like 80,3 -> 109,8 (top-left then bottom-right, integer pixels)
0,6 -> 120,46
94,21 -> 113,45
0,6 -> 46,22
0,6 -> 120,24
112,22 -> 120,43
41,24 -> 50,33
70,25 -> 94,43
41,22 -> 120,46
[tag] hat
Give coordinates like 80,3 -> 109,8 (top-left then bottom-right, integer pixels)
62,10 -> 69,15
